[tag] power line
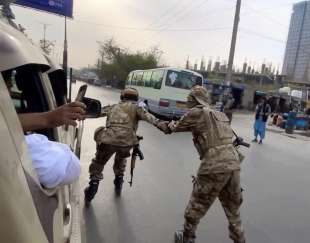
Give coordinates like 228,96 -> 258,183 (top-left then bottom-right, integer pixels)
145,0 -> 188,29
156,0 -> 210,31
241,2 -> 289,29
72,18 -> 231,32
242,1 -> 295,15
240,28 -> 286,44
223,0 -> 290,29
189,6 -> 235,28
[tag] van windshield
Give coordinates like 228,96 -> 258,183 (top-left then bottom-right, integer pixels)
165,70 -> 202,90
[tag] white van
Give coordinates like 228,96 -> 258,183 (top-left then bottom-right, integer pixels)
126,67 -> 203,119
0,14 -> 88,243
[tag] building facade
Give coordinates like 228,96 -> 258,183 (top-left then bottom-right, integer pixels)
282,1 -> 310,84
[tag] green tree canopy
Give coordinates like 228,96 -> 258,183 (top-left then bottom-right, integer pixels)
96,38 -> 163,88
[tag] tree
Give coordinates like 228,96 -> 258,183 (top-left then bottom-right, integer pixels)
96,38 -> 163,88
40,39 -> 55,55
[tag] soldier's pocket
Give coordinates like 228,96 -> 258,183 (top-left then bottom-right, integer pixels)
211,111 -> 233,139
94,126 -> 105,142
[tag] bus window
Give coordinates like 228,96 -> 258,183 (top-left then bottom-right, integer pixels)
166,70 -> 200,90
132,72 -> 138,86
136,71 -> 144,86
150,70 -> 164,89
143,71 -> 152,87
126,72 -> 133,85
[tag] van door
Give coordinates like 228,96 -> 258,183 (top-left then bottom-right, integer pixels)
1,68 -> 81,243
39,72 -> 82,243
0,75 -> 49,243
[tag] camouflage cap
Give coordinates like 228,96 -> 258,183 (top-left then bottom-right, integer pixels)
121,88 -> 139,101
189,85 -> 210,106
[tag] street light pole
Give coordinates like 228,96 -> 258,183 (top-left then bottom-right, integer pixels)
226,0 -> 241,83
63,16 -> 68,99
63,16 -> 68,74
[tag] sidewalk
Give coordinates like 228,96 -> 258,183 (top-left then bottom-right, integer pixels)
267,124 -> 310,141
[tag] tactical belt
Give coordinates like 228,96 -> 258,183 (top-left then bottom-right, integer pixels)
207,139 -> 233,150
106,124 -> 133,129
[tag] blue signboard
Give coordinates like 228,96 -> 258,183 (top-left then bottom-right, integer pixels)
15,0 -> 73,18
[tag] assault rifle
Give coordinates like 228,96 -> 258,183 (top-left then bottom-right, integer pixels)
233,131 -> 250,148
129,136 -> 144,187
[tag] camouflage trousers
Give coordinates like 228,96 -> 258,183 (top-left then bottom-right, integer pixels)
184,171 -> 245,243
89,143 -> 131,181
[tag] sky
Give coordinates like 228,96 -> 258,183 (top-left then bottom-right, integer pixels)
10,0 -> 300,71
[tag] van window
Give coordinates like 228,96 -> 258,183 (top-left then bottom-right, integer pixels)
131,72 -> 138,86
1,67 -> 54,140
126,72 -> 133,85
165,70 -> 202,90
49,71 -> 66,106
143,71 -> 153,87
2,69 -> 27,112
150,70 -> 164,89
136,71 -> 144,86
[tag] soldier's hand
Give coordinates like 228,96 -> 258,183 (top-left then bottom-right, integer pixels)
157,121 -> 171,134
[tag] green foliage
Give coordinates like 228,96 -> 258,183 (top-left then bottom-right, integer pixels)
96,38 -> 162,88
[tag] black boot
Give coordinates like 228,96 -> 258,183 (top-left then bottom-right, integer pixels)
114,176 -> 124,195
84,180 -> 99,207
174,230 -> 195,243
234,240 -> 245,243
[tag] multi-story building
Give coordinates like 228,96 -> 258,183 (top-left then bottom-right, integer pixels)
282,1 -> 310,84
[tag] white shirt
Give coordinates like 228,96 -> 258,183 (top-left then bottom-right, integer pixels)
25,134 -> 81,189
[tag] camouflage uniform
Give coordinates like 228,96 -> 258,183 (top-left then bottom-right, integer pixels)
84,88 -> 166,205
89,100 -> 161,181
170,86 -> 245,243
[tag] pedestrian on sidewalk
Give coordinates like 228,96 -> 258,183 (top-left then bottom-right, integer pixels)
253,97 -> 271,144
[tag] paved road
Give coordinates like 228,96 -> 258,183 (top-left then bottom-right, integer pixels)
75,82 -> 310,243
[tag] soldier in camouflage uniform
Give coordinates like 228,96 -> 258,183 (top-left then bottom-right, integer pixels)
84,88 -> 165,204
168,86 -> 245,243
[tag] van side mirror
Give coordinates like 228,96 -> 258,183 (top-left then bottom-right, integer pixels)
82,97 -> 102,118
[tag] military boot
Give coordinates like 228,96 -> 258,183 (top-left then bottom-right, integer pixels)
114,176 -> 124,195
174,230 -> 195,243
234,240 -> 245,243
84,180 -> 99,207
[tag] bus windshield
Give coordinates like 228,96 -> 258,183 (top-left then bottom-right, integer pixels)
165,70 -> 202,90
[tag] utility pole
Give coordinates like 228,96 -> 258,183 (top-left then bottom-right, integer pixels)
38,22 -> 50,50
226,0 -> 241,83
63,16 -> 68,81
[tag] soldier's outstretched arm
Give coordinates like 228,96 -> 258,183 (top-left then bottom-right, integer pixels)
137,107 -> 158,123
100,105 -> 111,117
136,107 -> 170,133
168,109 -> 199,133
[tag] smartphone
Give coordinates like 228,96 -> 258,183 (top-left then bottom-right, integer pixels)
75,85 -> 88,102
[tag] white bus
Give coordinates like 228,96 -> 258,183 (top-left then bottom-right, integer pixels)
126,67 -> 203,119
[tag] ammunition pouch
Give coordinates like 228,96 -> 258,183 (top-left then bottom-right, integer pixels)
94,126 -> 105,143
193,135 -> 207,160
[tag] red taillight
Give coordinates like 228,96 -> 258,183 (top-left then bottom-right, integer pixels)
159,100 -> 170,107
